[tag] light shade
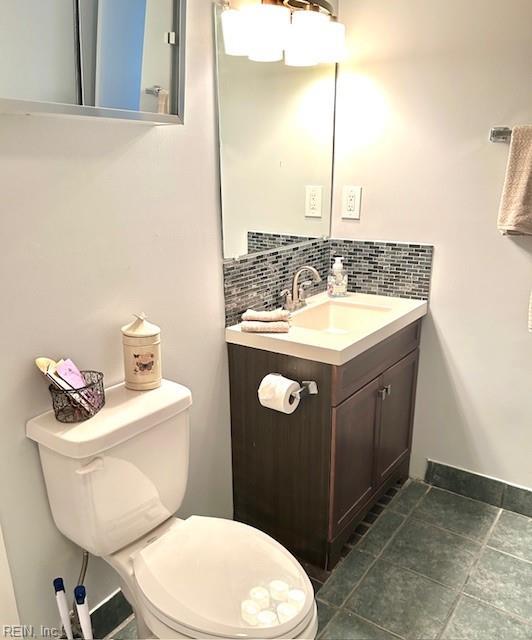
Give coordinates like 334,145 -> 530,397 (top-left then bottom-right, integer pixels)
220,8 -> 250,57
319,20 -> 347,63
285,10 -> 330,67
244,4 -> 291,63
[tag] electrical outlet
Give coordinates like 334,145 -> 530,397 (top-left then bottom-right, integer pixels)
305,185 -> 323,218
342,186 -> 362,220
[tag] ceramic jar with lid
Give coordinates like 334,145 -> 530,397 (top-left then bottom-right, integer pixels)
121,313 -> 162,391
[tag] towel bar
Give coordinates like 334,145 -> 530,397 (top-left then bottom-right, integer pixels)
489,127 -> 512,143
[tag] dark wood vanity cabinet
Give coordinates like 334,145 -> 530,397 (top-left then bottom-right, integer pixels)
329,348 -> 419,541
330,379 -> 380,539
376,350 -> 419,484
228,320 -> 421,570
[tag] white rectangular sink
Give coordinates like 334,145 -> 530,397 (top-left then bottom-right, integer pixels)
226,292 -> 428,365
290,299 -> 393,334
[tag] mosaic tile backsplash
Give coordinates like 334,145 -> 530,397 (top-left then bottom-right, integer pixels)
224,238 -> 329,327
330,239 -> 434,301
247,231 -> 317,254
223,236 -> 434,326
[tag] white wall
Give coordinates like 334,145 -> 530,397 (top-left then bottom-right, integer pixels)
0,523 -> 19,629
334,0 -> 532,487
0,0 -> 232,628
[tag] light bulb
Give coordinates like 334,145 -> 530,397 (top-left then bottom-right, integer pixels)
221,8 -> 250,57
244,4 -> 291,63
319,20 -> 347,63
285,10 -> 330,67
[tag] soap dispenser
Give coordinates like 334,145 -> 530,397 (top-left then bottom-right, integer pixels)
327,257 -> 348,297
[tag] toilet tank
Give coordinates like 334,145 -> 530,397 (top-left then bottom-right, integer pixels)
26,379 -> 192,556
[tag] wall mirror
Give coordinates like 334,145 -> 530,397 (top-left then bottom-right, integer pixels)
0,0 -> 186,124
214,5 -> 337,260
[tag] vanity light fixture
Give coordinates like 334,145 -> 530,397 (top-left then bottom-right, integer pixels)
220,7 -> 250,56
319,17 -> 347,63
285,9 -> 330,67
220,0 -> 347,66
243,2 -> 291,62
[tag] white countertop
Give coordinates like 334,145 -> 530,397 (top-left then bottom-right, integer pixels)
225,292 -> 428,366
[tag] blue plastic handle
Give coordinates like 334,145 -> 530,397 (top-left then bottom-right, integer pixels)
53,577 -> 65,593
74,585 -> 86,605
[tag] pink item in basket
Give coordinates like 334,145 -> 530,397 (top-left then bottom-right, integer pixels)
55,359 -> 86,388
55,359 -> 98,409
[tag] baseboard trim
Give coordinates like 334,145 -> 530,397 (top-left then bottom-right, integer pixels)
425,460 -> 532,517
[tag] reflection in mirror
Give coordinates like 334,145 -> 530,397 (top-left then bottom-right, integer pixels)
0,0 -> 185,120
0,0 -> 78,104
89,0 -> 176,114
215,6 -> 336,260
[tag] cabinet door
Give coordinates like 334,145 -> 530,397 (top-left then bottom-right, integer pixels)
376,350 -> 419,484
329,378 -> 380,538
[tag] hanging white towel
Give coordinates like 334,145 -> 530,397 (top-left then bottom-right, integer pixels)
497,125 -> 532,235
157,88 -> 169,115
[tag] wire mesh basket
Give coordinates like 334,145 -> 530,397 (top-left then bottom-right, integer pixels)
49,371 -> 105,423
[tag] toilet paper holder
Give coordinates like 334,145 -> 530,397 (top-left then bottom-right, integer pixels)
295,380 -> 319,399
258,374 -> 318,414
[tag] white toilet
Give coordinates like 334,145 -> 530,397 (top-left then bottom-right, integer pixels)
27,379 -> 318,639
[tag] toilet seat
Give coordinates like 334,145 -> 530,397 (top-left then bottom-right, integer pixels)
133,516 -> 315,639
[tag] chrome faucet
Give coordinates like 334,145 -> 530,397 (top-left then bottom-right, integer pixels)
281,265 -> 322,311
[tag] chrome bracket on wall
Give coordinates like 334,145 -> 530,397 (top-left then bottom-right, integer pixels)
489,127 -> 512,143
146,85 -> 164,96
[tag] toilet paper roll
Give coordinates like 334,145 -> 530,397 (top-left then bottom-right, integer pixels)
258,374 -> 301,414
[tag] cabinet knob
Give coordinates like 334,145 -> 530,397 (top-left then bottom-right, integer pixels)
378,385 -> 392,400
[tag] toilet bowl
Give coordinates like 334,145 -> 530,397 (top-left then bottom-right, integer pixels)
26,380 -> 317,639
108,516 -> 317,639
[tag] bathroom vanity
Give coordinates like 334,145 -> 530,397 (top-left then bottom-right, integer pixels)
226,293 -> 427,569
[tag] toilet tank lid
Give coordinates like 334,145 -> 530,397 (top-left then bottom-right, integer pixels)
26,379 -> 192,459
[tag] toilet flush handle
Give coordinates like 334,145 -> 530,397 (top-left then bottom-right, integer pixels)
75,457 -> 104,475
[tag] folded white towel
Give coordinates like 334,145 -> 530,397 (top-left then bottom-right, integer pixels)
242,309 -> 290,322
497,125 -> 532,236
241,321 -> 290,333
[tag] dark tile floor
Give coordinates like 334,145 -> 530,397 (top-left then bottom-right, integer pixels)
108,480 -> 532,639
316,481 -> 532,640
110,617 -> 137,640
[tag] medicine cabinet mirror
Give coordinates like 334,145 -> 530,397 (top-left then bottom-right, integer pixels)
214,5 -> 337,259
0,0 -> 186,124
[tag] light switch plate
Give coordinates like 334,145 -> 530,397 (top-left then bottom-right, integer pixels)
305,185 -> 323,218
342,186 -> 362,220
